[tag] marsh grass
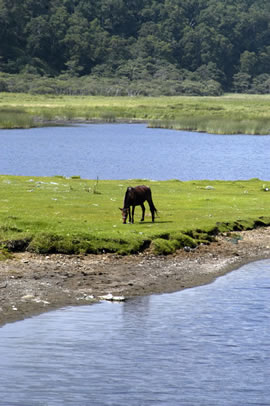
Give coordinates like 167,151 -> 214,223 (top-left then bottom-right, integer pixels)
99,111 -> 117,122
0,107 -> 35,129
0,176 -> 269,255
1,93 -> 270,133
151,116 -> 270,135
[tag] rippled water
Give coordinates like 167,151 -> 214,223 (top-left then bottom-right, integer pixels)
1,260 -> 270,406
0,124 -> 270,180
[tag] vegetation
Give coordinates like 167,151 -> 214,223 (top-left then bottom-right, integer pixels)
0,72 -> 223,97
1,0 -> 270,95
0,176 -> 270,256
0,107 -> 35,129
1,93 -> 270,134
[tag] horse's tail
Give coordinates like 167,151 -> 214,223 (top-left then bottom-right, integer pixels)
148,188 -> 158,218
151,200 -> 158,215
151,203 -> 158,219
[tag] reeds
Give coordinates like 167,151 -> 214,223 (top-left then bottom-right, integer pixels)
149,115 -> 270,135
0,108 -> 35,129
1,93 -> 270,134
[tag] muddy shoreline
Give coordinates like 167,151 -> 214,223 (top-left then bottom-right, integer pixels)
1,227 -> 270,327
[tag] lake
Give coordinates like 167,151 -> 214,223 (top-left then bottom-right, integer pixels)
0,259 -> 269,406
0,124 -> 269,180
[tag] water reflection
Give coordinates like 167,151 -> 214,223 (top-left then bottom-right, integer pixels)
122,296 -> 151,319
0,260 -> 270,405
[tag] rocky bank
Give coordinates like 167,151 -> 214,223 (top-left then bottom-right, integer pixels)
1,227 -> 270,326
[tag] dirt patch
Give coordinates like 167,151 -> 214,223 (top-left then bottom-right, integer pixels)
1,227 -> 270,326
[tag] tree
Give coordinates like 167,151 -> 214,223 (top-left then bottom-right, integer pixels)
233,72 -> 252,92
25,16 -> 50,59
1,0 -> 270,92
240,51 -> 257,75
63,12 -> 93,75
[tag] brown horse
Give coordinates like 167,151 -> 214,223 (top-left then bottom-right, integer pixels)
120,185 -> 157,224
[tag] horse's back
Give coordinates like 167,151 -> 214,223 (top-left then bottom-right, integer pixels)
125,185 -> 151,205
133,185 -> 150,194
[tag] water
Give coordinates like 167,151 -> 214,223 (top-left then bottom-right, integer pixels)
1,124 -> 269,404
0,124 -> 269,180
1,259 -> 270,406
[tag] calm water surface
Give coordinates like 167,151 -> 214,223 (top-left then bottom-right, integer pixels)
0,260 -> 270,406
0,124 -> 269,180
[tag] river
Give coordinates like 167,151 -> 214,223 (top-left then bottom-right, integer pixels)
0,259 -> 269,405
0,123 -> 269,180
0,124 -> 269,405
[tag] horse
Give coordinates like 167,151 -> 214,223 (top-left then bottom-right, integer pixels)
120,185 -> 157,224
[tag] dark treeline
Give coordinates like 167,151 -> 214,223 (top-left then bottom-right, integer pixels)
1,0 -> 270,95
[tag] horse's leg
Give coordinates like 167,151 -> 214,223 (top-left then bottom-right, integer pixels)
131,206 -> 135,223
128,207 -> 131,223
140,203 -> 145,221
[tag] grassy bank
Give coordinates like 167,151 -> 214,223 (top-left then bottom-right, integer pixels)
1,93 -> 270,134
0,107 -> 35,129
0,176 -> 270,256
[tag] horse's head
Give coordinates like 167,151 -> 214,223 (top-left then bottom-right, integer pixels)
119,207 -> 128,224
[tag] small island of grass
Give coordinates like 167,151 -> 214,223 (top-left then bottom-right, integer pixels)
1,176 -> 270,257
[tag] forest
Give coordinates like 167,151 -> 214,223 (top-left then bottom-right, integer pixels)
1,0 -> 270,95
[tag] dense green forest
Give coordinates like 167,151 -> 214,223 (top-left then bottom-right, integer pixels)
1,0 -> 270,95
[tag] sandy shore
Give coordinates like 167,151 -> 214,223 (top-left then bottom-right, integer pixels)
1,227 -> 270,327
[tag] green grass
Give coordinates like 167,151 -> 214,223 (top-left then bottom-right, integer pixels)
0,176 -> 270,256
0,107 -> 34,129
1,93 -> 270,133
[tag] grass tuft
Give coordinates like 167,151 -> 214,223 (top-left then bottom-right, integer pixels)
0,247 -> 13,260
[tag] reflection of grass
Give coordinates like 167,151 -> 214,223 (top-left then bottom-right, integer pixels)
1,93 -> 270,133
0,176 -> 270,255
